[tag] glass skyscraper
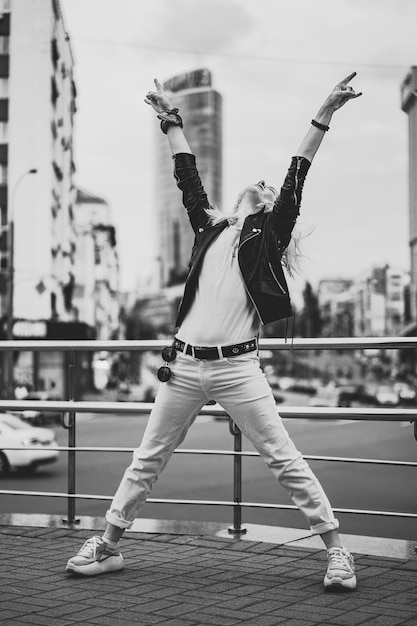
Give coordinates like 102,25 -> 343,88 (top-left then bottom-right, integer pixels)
155,69 -> 222,287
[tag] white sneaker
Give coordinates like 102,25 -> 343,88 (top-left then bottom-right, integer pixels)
324,547 -> 356,590
66,535 -> 124,576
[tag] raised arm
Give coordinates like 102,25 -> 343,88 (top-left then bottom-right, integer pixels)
145,78 -> 192,155
296,72 -> 362,162
272,73 -> 362,248
145,78 -> 212,232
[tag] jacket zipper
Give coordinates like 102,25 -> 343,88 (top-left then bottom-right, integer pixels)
237,229 -> 264,322
293,157 -> 302,206
238,229 -> 261,252
268,262 -> 286,294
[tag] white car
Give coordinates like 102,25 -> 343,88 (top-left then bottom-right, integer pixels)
0,413 -> 59,475
375,385 -> 399,407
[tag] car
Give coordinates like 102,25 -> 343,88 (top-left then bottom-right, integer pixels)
336,383 -> 376,407
0,413 -> 59,475
307,386 -> 341,408
375,385 -> 399,407
22,390 -> 63,424
393,382 -> 417,405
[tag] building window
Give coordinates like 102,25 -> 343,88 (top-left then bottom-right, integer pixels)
0,11 -> 10,36
51,76 -> 59,105
52,0 -> 59,20
0,163 -> 6,183
51,38 -> 59,67
0,55 -> 8,78
0,97 -> 8,121
50,292 -> 57,319
52,160 -> 63,181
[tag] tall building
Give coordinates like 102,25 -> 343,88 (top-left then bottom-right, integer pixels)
400,66 -> 417,331
353,266 -> 406,337
155,68 -> 222,287
318,278 -> 354,337
0,0 -> 97,398
0,0 -> 78,324
73,188 -> 120,341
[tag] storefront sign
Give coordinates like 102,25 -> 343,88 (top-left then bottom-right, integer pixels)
13,320 -> 48,338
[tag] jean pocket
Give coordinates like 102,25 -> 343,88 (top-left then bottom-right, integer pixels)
225,353 -> 259,365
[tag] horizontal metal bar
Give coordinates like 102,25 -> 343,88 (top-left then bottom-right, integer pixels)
0,489 -> 234,506
0,337 -> 416,351
176,450 -> 417,467
1,489 -> 416,520
1,399 -> 416,421
241,502 -> 417,519
3,445 -> 417,467
0,489 -> 112,500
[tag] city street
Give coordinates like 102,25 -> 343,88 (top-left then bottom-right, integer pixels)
1,390 -> 416,542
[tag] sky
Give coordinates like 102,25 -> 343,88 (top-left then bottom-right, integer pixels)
60,0 -> 417,300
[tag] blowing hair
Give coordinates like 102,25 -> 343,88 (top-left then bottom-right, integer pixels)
281,227 -> 305,278
204,201 -> 306,278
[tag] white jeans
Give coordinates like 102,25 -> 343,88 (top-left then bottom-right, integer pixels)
106,351 -> 339,535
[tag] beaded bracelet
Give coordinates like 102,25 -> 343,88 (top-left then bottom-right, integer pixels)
157,108 -> 183,134
311,119 -> 330,132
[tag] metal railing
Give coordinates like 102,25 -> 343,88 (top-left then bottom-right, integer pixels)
0,337 -> 417,535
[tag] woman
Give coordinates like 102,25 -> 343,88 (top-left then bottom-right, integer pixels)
67,73 -> 361,590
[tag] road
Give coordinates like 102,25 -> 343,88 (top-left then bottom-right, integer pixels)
1,391 -> 416,541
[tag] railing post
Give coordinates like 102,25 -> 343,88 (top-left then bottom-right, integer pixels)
228,417 -> 247,535
63,349 -> 79,525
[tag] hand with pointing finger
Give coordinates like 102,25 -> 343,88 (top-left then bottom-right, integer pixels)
144,78 -> 173,113
297,72 -> 362,161
325,71 -> 362,112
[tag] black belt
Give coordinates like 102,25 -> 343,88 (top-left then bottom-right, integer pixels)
174,338 -> 258,360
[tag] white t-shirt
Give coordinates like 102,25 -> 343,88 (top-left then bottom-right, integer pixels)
177,224 -> 259,346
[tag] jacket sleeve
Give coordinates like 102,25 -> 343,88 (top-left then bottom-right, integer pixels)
272,155 -> 311,249
173,152 -> 211,233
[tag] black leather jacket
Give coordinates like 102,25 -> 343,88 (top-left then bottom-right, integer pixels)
173,153 -> 311,328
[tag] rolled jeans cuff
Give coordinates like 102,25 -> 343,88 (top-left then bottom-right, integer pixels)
105,510 -> 134,530
310,518 -> 340,535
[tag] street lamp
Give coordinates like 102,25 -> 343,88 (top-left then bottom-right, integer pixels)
5,168 -> 38,398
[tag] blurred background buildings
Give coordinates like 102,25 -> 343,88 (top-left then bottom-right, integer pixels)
0,0 -> 119,397
0,0 -> 416,399
156,68 -> 222,288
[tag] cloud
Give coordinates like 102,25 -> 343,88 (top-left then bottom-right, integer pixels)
141,0 -> 255,52
61,0 -> 416,291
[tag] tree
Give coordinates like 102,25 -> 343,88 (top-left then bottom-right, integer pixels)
299,281 -> 322,337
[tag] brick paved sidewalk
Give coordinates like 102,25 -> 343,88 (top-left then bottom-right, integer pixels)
2,526 -> 417,626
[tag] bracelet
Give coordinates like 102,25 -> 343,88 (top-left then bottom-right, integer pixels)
157,108 -> 183,134
311,119 -> 329,132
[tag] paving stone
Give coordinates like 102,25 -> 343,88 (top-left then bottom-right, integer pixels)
88,610 -> 168,625
17,615 -> 74,625
1,526 -> 417,626
239,617 -> 288,626
329,612 -> 378,626
361,617 -> 413,626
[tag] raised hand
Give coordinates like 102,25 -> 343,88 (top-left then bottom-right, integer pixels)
144,78 -> 173,113
326,72 -> 362,111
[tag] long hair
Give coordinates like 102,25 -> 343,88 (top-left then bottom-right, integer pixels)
204,200 -> 306,277
204,192 -> 244,226
281,227 -> 305,278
